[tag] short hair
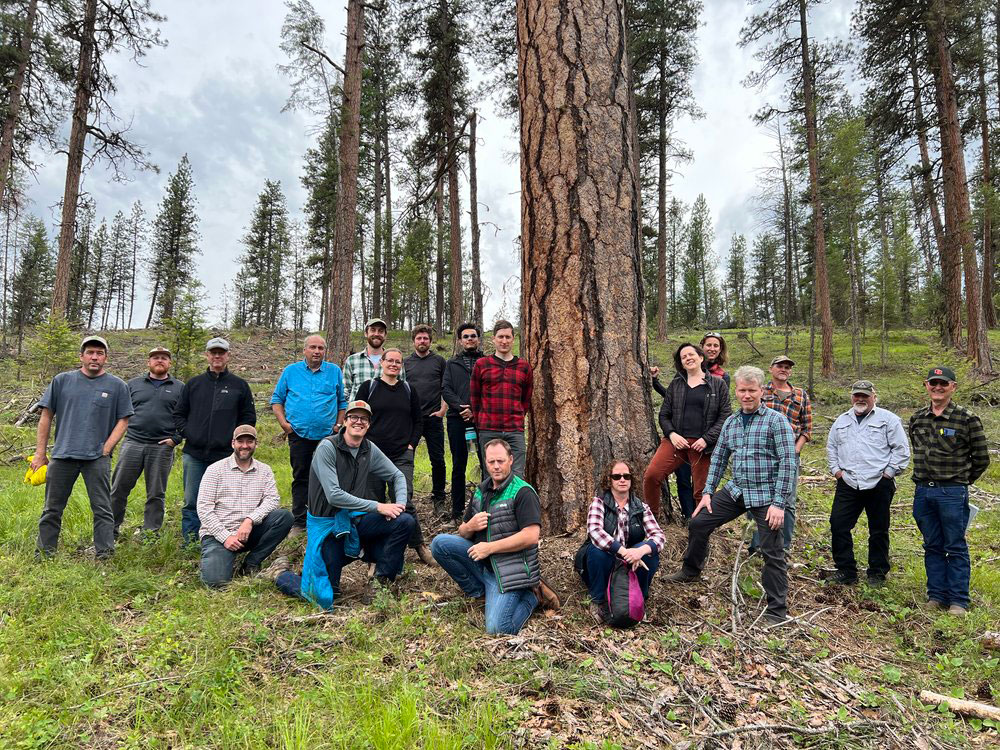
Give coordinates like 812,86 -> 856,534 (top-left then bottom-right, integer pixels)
382,347 -> 403,360
672,343 -> 707,375
700,333 -> 727,368
411,324 -> 433,340
483,438 -> 513,457
492,319 -> 514,335
733,365 -> 765,388
303,333 -> 326,347
456,321 -> 480,338
599,458 -> 637,492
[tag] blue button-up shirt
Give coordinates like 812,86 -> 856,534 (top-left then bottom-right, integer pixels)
270,360 -> 348,440
827,406 -> 910,490
704,403 -> 797,509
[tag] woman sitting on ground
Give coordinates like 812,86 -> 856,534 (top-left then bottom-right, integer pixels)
642,343 -> 731,513
700,331 -> 730,386
579,459 -> 665,624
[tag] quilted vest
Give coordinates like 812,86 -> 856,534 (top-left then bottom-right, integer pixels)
468,473 -> 541,592
601,492 -> 646,548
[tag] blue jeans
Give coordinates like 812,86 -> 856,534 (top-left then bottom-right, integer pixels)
181,454 -> 212,542
430,533 -> 538,634
200,509 -> 294,587
582,543 -> 659,603
913,484 -> 971,608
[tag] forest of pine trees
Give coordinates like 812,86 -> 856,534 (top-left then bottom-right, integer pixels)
0,0 -> 997,376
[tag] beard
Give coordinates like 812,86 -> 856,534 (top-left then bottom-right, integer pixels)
853,403 -> 871,415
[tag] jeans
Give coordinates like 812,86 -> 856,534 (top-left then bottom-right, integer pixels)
37,455 -> 114,556
431,533 -> 538,634
288,432 -> 321,528
110,439 -> 175,534
274,511 -> 415,598
181,454 -> 212,542
581,543 -> 659,603
682,487 -> 787,619
199,509 -> 294,587
676,463 -> 695,518
913,484 -> 971,608
750,456 -> 799,551
830,477 -> 895,579
447,416 -> 480,518
477,430 -> 526,479
368,449 -> 424,547
643,437 -> 711,516
415,417 -> 446,501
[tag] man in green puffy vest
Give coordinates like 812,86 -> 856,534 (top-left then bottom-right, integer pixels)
431,438 -> 560,633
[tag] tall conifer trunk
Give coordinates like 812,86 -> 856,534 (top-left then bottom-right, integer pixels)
468,110 -> 484,331
0,0 -> 38,212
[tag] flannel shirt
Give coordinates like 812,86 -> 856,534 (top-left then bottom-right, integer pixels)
470,355 -> 533,431
704,404 -> 797,508
197,455 -> 281,543
343,350 -> 406,402
586,496 -> 665,554
908,401 -> 990,485
763,382 -> 812,442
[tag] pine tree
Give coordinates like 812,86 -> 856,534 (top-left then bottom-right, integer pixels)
147,155 -> 200,324
301,114 -> 339,330
236,180 -> 290,329
9,216 -> 53,352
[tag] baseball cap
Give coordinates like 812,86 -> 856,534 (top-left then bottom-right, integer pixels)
365,318 -> 387,330
926,366 -> 956,383
148,346 -> 172,358
850,380 -> 875,395
80,335 -> 109,352
233,424 -> 257,440
770,355 -> 795,367
205,337 -> 230,351
346,400 -> 372,416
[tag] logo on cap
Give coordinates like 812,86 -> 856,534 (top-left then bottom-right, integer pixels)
933,369 -> 942,375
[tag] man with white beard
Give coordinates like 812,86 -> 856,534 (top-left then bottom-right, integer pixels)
825,380 -> 910,586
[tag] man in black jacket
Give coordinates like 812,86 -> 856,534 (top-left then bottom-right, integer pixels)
441,322 -> 485,523
174,337 -> 256,542
403,325 -> 448,516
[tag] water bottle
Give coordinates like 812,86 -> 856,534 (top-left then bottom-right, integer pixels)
465,426 -> 476,443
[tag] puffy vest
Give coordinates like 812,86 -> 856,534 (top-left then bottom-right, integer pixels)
601,492 -> 646,548
468,474 -> 540,592
307,433 -> 372,518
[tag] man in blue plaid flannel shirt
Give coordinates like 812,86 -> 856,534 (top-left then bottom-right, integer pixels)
665,365 -> 797,624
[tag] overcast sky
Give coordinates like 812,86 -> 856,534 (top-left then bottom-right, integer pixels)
23,0 -> 852,330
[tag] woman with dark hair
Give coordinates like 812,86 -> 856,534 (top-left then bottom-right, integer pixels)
578,459 -> 665,624
643,343 -> 731,518
700,332 -> 729,386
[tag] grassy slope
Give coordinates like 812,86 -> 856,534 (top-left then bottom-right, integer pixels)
0,327 -> 997,749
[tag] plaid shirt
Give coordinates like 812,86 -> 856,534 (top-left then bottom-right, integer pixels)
470,355 -> 533,431
343,350 -> 406,402
763,382 -> 812,442
197,455 -> 281,543
586,495 -> 665,553
704,404 -> 797,508
908,401 -> 990,485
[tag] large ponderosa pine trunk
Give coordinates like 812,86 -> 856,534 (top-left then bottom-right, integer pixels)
468,110 -> 484,331
518,0 -> 657,533
325,0 -> 364,364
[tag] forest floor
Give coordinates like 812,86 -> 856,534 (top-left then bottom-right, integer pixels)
0,326 -> 998,749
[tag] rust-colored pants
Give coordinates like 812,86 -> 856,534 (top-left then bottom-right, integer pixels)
642,437 -> 712,516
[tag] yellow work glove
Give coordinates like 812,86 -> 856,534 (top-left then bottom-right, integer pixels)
31,464 -> 47,485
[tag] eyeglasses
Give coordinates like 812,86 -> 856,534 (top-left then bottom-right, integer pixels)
383,360 -> 402,366
346,414 -> 370,424
927,380 -> 950,387
460,333 -> 479,339
610,473 -> 632,481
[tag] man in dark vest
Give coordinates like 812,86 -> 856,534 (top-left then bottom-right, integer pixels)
431,438 -> 559,634
271,400 -> 413,607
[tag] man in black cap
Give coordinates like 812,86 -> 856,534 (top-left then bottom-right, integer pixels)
825,380 -> 910,586
111,346 -> 184,538
908,366 -> 990,616
174,337 -> 256,542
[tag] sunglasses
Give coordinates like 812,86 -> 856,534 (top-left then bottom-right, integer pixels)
610,473 -> 632,481
460,333 -> 479,339
927,380 -> 951,387
703,332 -> 722,339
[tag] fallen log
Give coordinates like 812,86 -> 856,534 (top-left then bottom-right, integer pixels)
918,690 -> 1000,721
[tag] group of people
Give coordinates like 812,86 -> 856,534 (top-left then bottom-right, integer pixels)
29,326 -> 990,634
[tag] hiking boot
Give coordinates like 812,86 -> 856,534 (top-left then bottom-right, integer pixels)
764,612 -> 788,626
664,569 -> 700,583
865,574 -> 886,588
286,526 -> 306,541
925,599 -> 946,611
827,572 -> 858,586
258,555 -> 291,581
533,578 -> 561,611
589,601 -> 611,625
432,498 -> 449,519
415,544 -> 436,566
947,604 -> 968,617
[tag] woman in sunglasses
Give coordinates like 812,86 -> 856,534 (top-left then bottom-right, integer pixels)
577,459 -> 665,624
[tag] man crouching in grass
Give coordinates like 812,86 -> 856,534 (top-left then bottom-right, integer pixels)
196,425 -> 293,586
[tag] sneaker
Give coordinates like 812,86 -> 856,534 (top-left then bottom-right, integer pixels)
589,601 -> 611,625
764,612 -> 788,626
258,555 -> 291,581
947,604 -> 968,617
664,569 -> 700,583
925,599 -> 946,611
532,578 -> 561,611
827,572 -> 858,586
415,544 -> 436,566
286,526 -> 306,540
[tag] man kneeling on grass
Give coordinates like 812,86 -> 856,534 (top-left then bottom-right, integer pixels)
197,425 -> 293,587
272,400 -> 414,607
431,439 -> 560,634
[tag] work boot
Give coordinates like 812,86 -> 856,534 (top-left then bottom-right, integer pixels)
259,555 -> 291,581
416,544 -> 436,566
947,604 -> 968,617
533,578 -> 561,611
664,569 -> 700,583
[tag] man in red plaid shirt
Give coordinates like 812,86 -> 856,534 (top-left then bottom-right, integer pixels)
470,320 -> 533,478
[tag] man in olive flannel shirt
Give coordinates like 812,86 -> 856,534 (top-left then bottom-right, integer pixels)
909,366 -> 990,616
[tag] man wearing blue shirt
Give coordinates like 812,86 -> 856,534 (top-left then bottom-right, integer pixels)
272,334 -> 347,535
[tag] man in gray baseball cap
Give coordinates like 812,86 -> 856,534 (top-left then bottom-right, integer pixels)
826,380 -> 910,586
